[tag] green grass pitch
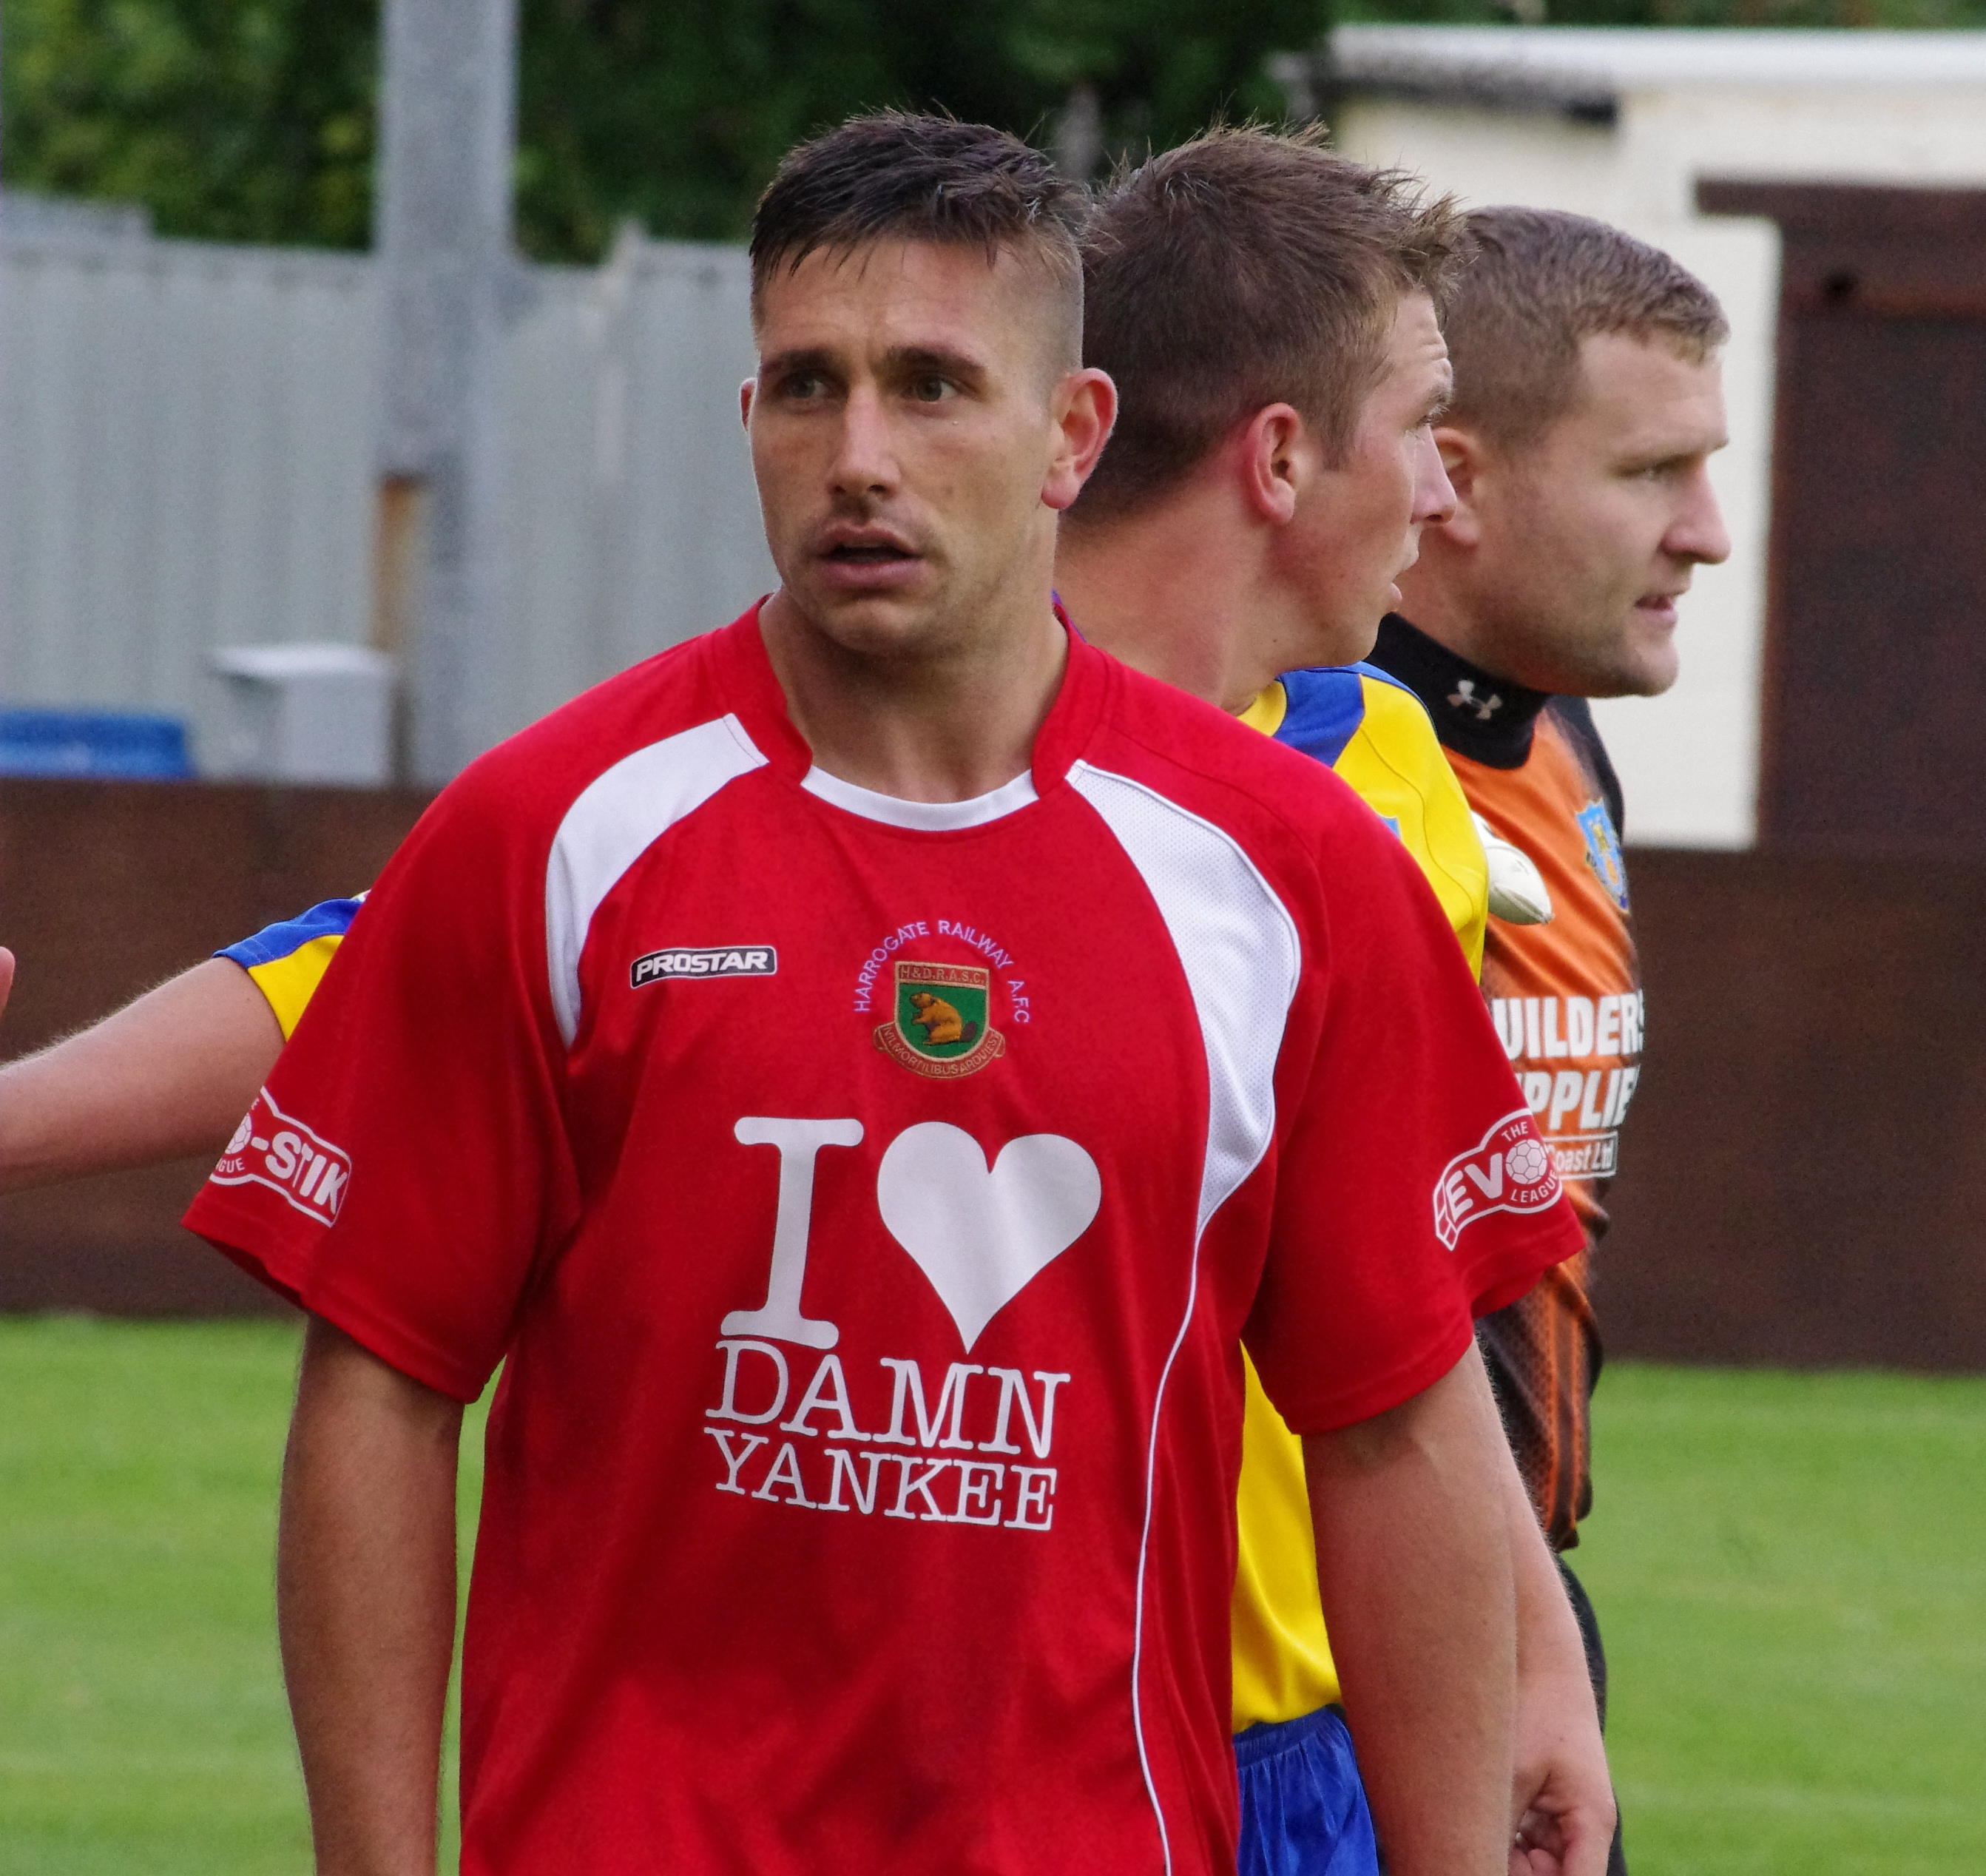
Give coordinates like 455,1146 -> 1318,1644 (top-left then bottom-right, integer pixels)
1,1317 -> 1982,1873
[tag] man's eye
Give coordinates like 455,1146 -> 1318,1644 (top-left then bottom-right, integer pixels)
911,376 -> 951,403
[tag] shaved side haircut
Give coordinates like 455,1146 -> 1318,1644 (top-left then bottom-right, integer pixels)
1445,208 -> 1729,448
749,110 -> 1089,372
1073,126 -> 1467,523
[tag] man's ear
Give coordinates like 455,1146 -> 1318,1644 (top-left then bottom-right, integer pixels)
1431,424 -> 1488,548
1043,368 -> 1118,513
1239,404 -> 1310,527
740,378 -> 757,430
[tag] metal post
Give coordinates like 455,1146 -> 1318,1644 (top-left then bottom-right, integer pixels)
370,0 -> 518,783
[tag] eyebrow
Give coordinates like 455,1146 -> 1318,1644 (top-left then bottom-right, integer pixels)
757,345 -> 838,382
756,343 -> 991,388
1619,431 -> 1730,470
891,345 -> 989,388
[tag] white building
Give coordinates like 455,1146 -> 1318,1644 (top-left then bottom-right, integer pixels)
1286,27 -> 1986,846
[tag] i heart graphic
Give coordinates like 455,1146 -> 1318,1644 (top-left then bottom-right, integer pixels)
876,1123 -> 1101,1353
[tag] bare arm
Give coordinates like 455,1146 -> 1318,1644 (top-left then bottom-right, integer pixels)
281,1316 -> 464,1876
1506,1451 -> 1616,1876
1303,1346 -> 1516,1876
0,954 -> 283,1193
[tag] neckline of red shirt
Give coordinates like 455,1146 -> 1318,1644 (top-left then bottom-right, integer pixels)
710,598 -> 1112,814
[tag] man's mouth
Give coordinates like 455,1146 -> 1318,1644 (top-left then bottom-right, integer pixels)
814,527 -> 924,592
826,543 -> 914,563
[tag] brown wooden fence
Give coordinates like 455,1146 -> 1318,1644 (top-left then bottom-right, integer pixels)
1598,847 -> 1986,1371
0,778 -> 429,1315
4,780 -> 1982,1369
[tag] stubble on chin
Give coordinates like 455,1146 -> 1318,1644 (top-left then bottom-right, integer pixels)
1565,609 -> 1680,699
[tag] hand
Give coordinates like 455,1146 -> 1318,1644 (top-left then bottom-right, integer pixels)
1508,1652 -> 1615,1876
0,947 -> 13,1032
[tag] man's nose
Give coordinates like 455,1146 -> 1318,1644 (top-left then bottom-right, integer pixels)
1669,463 -> 1732,567
830,385 -> 897,497
1412,425 -> 1458,527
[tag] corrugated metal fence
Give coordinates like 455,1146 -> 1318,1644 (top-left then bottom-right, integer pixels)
0,222 -> 776,770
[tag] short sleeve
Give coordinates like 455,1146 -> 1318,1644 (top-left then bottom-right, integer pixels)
1245,819 -> 1580,1434
217,897 -> 366,1039
186,782 -> 580,1402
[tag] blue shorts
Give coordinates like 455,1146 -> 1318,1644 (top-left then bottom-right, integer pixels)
1234,1704 -> 1379,1876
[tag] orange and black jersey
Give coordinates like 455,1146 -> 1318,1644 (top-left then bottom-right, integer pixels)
1371,615 -> 1641,1550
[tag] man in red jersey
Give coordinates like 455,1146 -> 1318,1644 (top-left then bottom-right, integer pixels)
1373,206 -> 1732,1876
178,117 -> 1575,1875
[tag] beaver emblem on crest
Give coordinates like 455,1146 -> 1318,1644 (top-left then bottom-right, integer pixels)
875,961 -> 1005,1079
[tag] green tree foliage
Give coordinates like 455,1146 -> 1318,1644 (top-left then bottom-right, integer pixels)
1,0 -> 1327,260
1343,0 -> 1986,27
1,0 -> 378,247
514,0 -> 1325,257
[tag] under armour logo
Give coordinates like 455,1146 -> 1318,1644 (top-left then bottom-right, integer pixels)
1449,679 -> 1503,722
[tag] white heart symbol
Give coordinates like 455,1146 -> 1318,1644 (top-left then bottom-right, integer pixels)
876,1123 -> 1102,1354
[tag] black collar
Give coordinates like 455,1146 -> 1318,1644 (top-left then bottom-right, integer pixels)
1369,615 -> 1553,769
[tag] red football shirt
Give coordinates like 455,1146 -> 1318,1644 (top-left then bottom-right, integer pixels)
188,610 -> 1577,1875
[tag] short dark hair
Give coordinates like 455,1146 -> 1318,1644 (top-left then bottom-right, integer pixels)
1445,208 -> 1729,448
1073,126 -> 1467,523
749,111 -> 1087,364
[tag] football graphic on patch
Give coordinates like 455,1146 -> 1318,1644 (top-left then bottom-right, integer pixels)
1505,1138 -> 1551,1186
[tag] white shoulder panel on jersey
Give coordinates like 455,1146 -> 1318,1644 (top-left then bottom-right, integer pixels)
1069,762 -> 1301,1235
545,715 -> 769,1046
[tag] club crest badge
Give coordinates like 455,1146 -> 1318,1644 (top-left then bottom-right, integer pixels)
874,960 -> 1006,1079
1575,801 -> 1630,914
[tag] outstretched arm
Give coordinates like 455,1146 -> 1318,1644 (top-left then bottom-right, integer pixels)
1305,1344 -> 1519,1876
0,954 -> 283,1193
281,1316 -> 464,1876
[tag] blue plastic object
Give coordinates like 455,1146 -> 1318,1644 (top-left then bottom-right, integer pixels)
0,708 -> 193,779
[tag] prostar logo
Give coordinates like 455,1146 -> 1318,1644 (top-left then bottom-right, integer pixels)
631,945 -> 776,988
1433,1109 -> 1561,1249
209,1087 -> 351,1226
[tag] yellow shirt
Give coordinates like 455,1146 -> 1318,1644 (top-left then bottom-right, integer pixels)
1229,668 -> 1488,1730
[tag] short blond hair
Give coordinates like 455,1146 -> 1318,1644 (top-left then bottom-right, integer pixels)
1444,207 -> 1728,448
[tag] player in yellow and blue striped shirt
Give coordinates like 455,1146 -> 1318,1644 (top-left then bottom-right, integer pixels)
1230,665 -> 1490,1771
